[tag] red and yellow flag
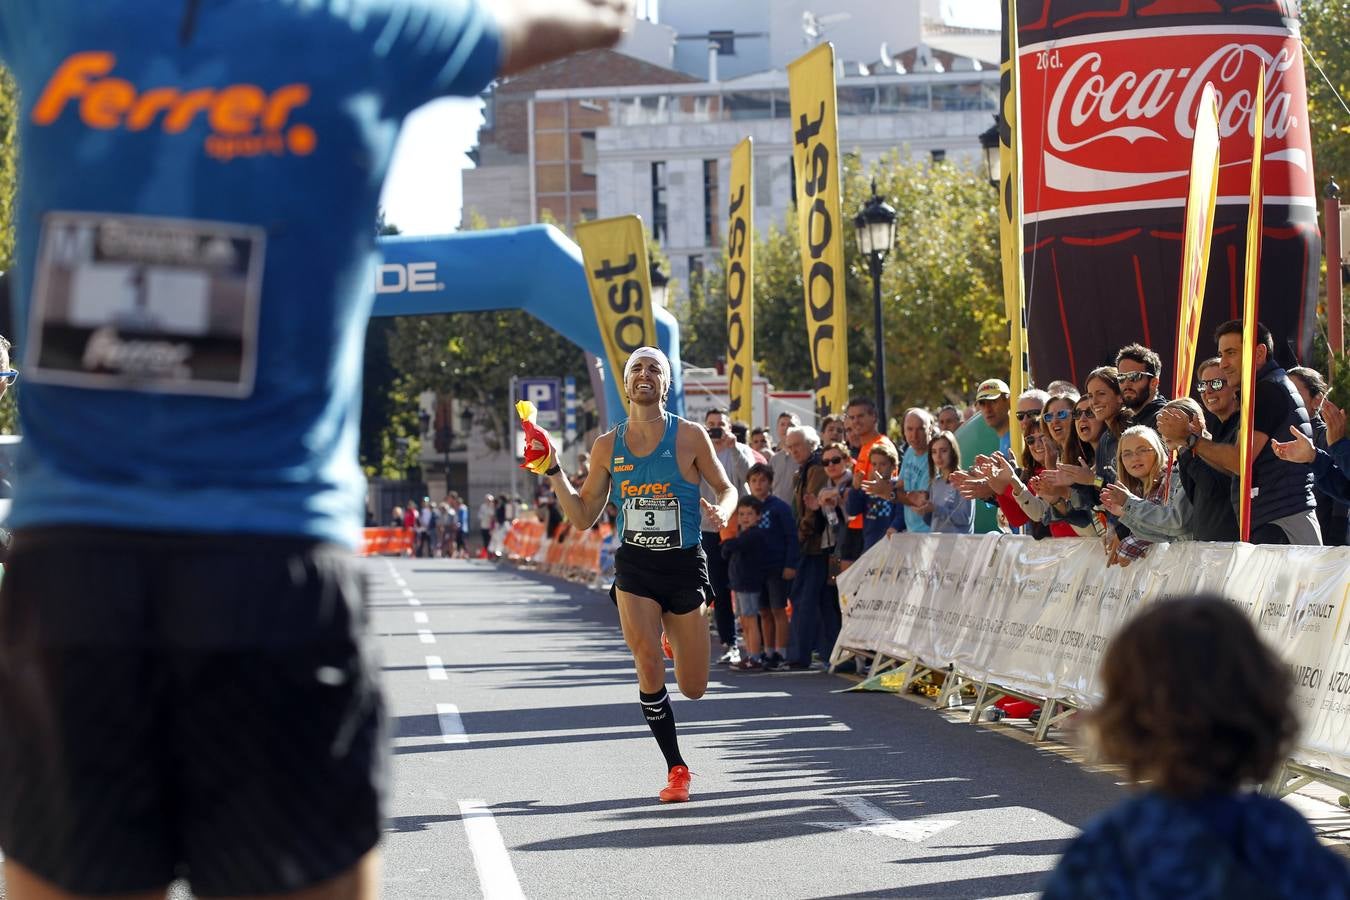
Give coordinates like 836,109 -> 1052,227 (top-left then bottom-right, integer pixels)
1172,83 -> 1221,402
1238,70 -> 1266,542
1000,0 -> 1030,453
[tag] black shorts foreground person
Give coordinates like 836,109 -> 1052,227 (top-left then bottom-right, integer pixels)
1043,595 -> 1350,899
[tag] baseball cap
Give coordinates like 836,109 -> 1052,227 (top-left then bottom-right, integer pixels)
975,378 -> 1010,401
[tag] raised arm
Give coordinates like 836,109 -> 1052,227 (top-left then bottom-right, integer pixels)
495,0 -> 635,76
547,431 -> 615,530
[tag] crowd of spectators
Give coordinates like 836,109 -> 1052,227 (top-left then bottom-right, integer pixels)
679,318 -> 1344,670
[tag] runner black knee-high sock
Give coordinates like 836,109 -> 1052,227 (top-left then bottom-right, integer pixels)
639,688 -> 686,770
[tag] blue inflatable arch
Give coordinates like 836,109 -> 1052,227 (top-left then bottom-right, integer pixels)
371,224 -> 684,426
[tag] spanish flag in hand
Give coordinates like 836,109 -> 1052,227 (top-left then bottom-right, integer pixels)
516,400 -> 556,475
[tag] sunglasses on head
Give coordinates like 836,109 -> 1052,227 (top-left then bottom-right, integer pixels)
1044,408 -> 1072,421
1119,371 -> 1154,384
1197,378 -> 1227,393
1072,408 -> 1096,420
822,455 -> 846,465
1014,410 -> 1041,422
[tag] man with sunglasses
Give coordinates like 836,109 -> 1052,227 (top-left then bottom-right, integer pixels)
0,1 -> 635,897
701,408 -> 756,663
1169,321 -> 1318,545
1115,343 -> 1168,430
1158,358 -> 1239,542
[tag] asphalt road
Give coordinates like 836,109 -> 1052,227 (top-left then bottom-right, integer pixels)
369,557 -> 1122,899
0,557 -> 1129,899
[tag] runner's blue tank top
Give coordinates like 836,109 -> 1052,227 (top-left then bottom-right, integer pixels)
609,412 -> 702,551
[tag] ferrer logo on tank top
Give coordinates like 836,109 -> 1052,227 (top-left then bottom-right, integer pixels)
31,52 -> 316,163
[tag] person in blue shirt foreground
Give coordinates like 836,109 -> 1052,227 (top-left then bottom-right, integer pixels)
0,2 -> 634,897
1043,594 -> 1350,899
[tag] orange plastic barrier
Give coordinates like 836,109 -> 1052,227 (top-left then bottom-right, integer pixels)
503,517 -> 546,560
360,527 -> 413,556
500,518 -> 611,583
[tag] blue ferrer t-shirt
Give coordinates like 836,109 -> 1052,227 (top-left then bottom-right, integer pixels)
0,0 -> 500,546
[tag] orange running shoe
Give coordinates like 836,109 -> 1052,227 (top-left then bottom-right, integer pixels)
661,631 -> 674,660
659,765 -> 691,803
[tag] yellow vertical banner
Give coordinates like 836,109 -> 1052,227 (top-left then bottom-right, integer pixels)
999,0 -> 1029,454
726,138 -> 755,423
1238,70 -> 1266,542
1172,82 -> 1222,403
575,215 -> 658,399
788,43 -> 849,420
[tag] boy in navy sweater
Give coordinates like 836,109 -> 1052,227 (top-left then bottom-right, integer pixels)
747,463 -> 799,670
722,496 -> 772,670
844,442 -> 907,552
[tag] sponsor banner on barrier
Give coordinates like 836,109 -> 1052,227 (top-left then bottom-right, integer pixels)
834,534 -> 1350,779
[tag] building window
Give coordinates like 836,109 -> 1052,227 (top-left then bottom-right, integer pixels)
651,161 -> 668,243
580,207 -> 597,222
703,159 -> 719,246
931,148 -> 947,163
710,30 -> 736,55
580,131 -> 597,177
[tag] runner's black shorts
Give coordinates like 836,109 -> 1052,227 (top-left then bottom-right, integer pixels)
609,543 -> 712,615
0,527 -> 387,897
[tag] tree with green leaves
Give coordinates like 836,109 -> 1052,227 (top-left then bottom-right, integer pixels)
0,67 -> 17,435
1303,0 -> 1350,191
682,151 -> 1005,425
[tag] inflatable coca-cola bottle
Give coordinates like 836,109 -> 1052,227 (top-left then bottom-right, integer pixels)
1012,0 -> 1320,386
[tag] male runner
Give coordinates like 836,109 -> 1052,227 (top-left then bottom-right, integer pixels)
544,347 -> 737,803
0,2 -> 632,898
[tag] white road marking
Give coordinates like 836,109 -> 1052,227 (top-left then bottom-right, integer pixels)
426,656 -> 448,681
408,597 -> 422,607
807,797 -> 959,843
463,715 -> 842,743
418,629 -> 436,644
458,800 -> 525,900
414,611 -> 429,624
402,588 -> 415,597
437,703 -> 469,744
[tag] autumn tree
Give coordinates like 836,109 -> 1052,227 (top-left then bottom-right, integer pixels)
682,151 -> 1005,423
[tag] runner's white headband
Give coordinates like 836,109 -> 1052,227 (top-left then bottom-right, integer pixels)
623,347 -> 671,393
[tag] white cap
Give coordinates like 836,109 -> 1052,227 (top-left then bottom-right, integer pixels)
623,346 -> 671,395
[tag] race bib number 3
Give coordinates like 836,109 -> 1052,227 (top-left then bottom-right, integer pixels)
26,212 -> 265,397
623,496 -> 681,551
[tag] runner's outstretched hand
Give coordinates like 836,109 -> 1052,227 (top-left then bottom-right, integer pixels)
700,497 -> 729,529
498,0 -> 635,76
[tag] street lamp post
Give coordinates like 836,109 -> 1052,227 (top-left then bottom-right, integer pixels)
649,259 -> 670,308
853,180 -> 898,422
978,114 -> 1000,190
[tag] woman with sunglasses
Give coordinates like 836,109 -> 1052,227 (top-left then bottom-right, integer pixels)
814,442 -> 853,554
1044,367 -> 1132,523
994,394 -> 1097,537
1158,357 -> 1240,542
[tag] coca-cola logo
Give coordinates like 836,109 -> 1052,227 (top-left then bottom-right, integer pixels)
1021,30 -> 1314,215
1049,43 -> 1299,150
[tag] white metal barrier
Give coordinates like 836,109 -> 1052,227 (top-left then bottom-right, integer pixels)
833,533 -> 1350,792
